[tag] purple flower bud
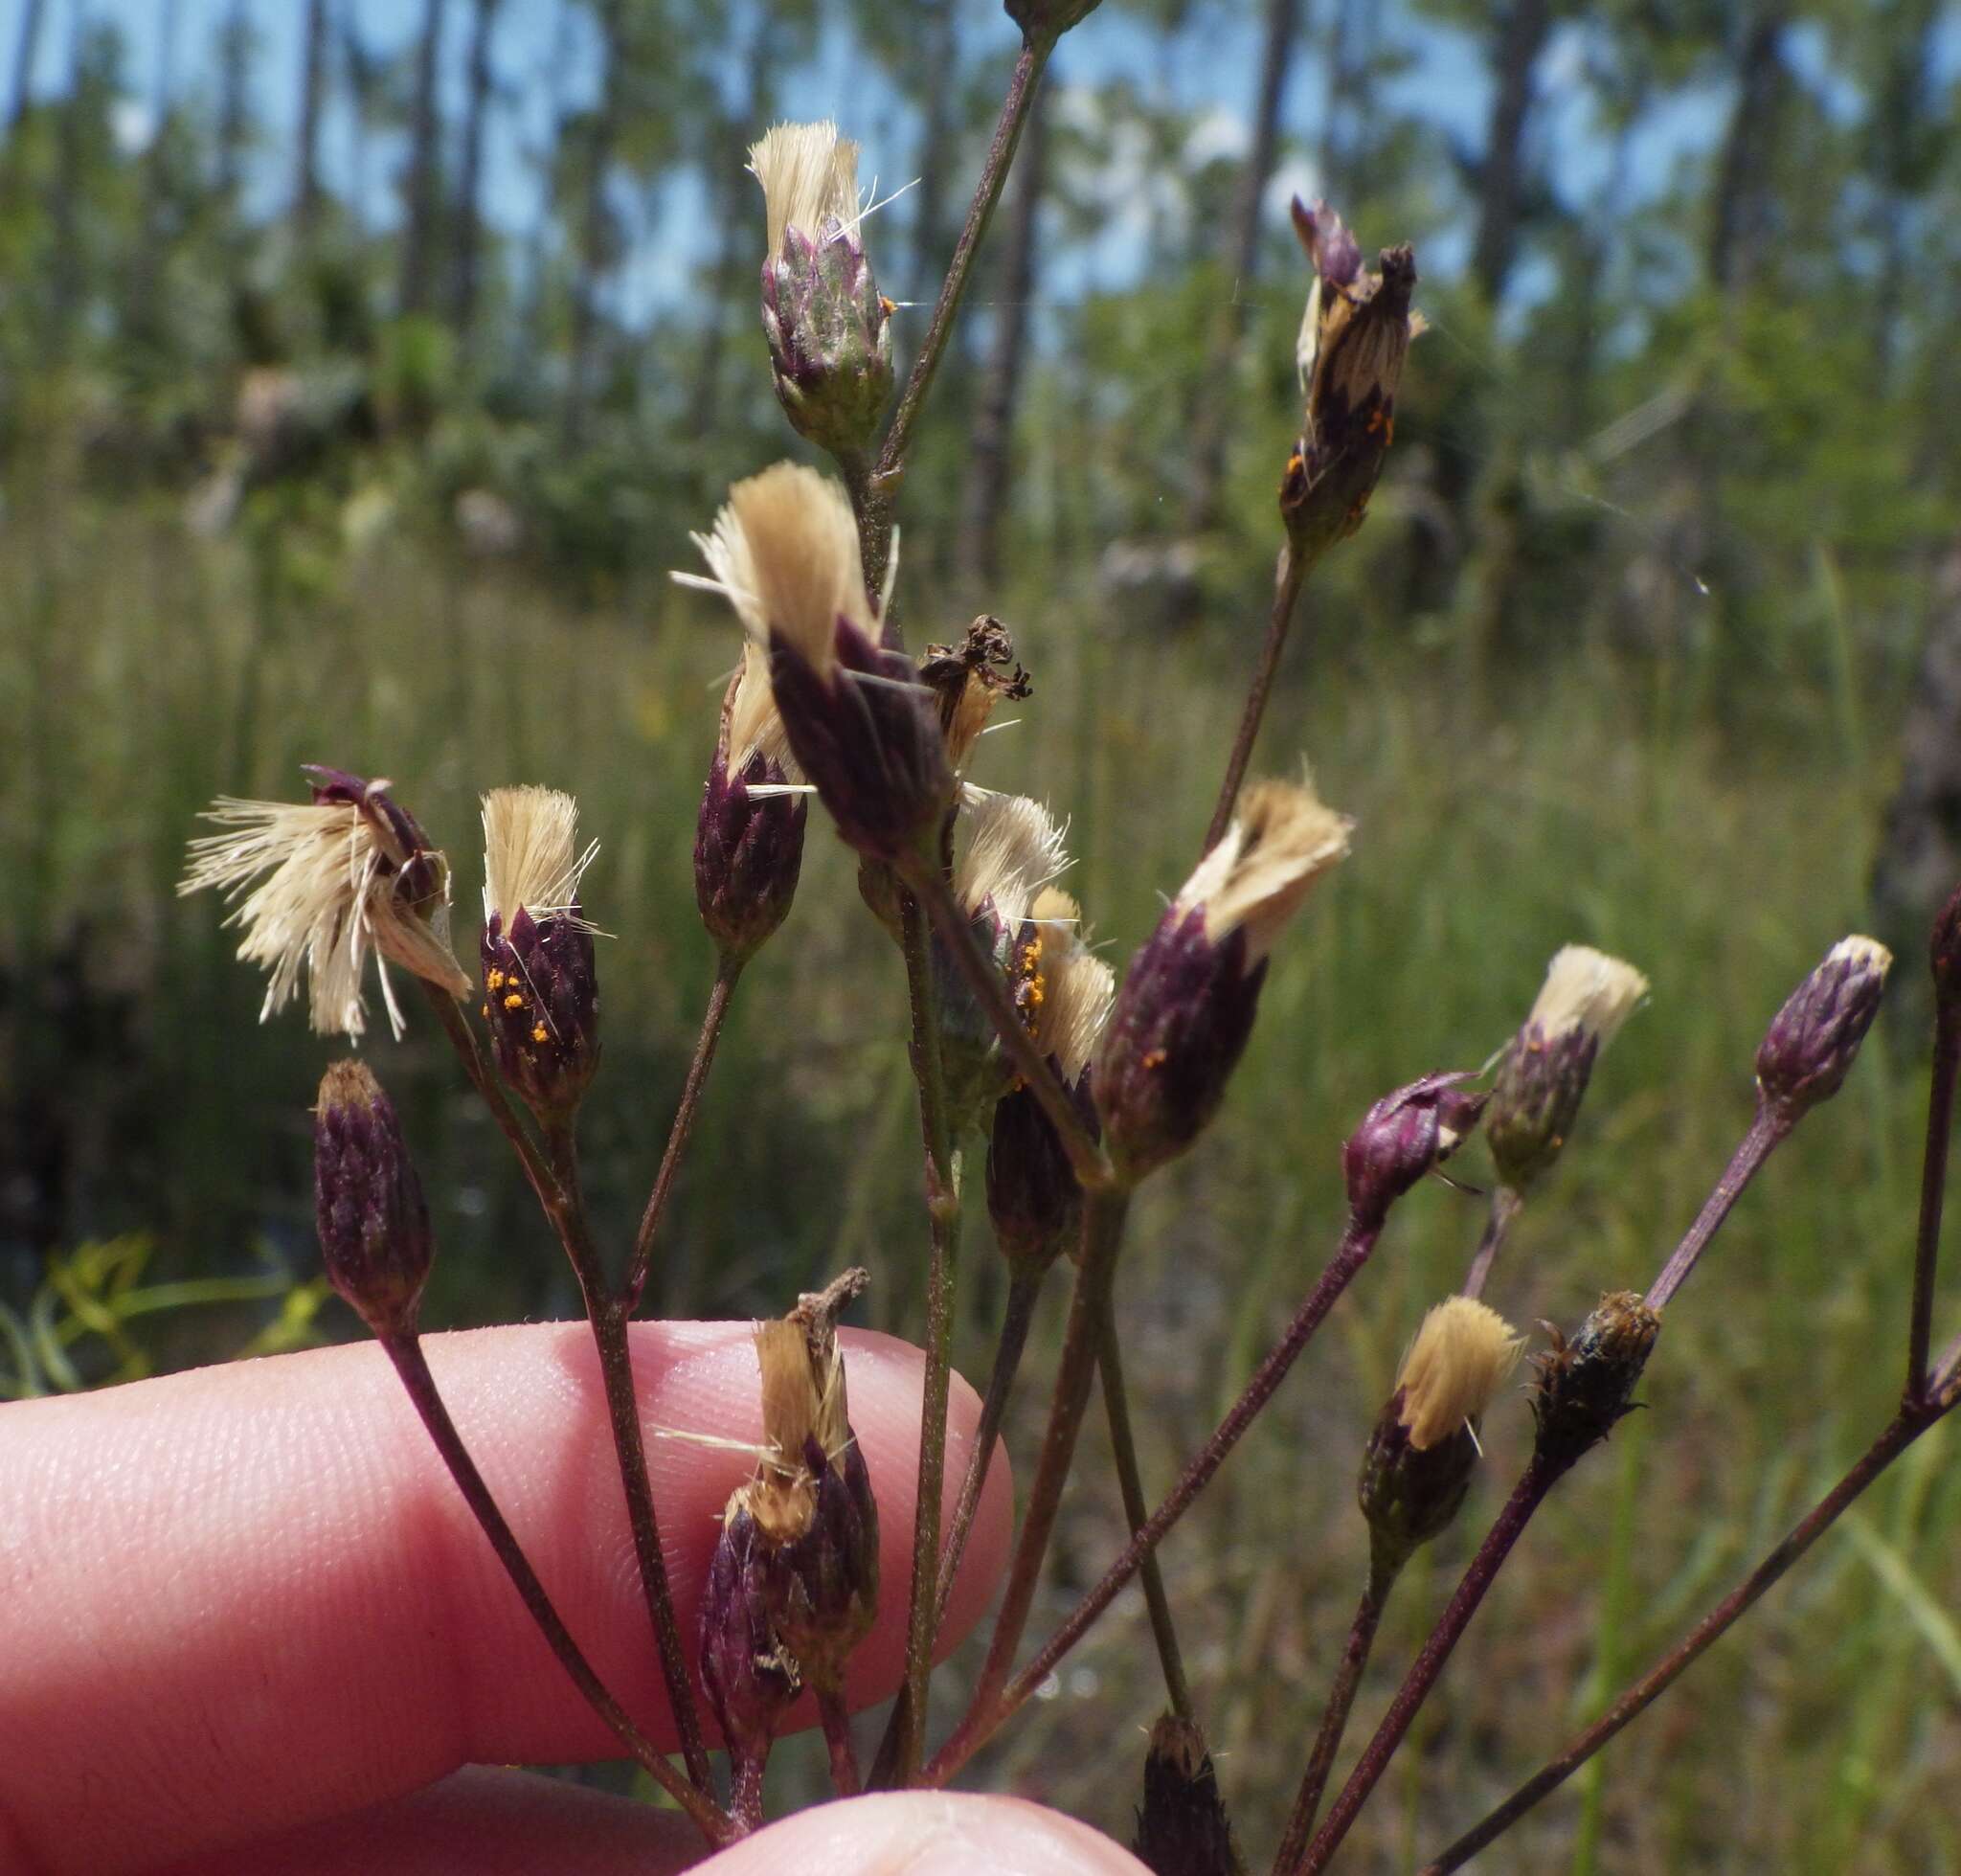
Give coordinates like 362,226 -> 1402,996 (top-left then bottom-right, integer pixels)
1342,1072 -> 1488,1230
313,1059 -> 432,1335
695,653 -> 807,965
1530,1291 -> 1659,1470
1755,936 -> 1891,1119
1097,782 -> 1349,1180
479,789 -> 600,1122
1931,883 -> 1961,1018
696,1504 -> 799,1783
987,1068 -> 1100,1271
1133,1714 -> 1239,1876
1280,197 -> 1421,560
750,124 -> 893,461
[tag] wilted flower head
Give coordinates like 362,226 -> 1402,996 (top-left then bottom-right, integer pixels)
1530,1290 -> 1660,1470
313,1058 -> 432,1335
180,767 -> 469,1039
750,122 -> 892,460
1096,778 -> 1351,1179
696,645 -> 808,966
479,787 -> 600,1120
1755,935 -> 1890,1120
1359,1296 -> 1521,1572
698,1274 -> 879,1784
683,463 -> 952,866
919,617 -> 1033,771
1282,197 -> 1421,556
1133,1714 -> 1239,1876
1486,944 -> 1649,1193
1342,1071 -> 1489,1230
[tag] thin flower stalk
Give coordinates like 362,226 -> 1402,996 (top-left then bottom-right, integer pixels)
1643,1103 -> 1791,1310
1906,1002 -> 1960,1399
1460,1183 -> 1523,1300
1205,543 -> 1309,853
1415,1393 -> 1958,1875
1275,1566 -> 1392,1865
378,1329 -> 732,1846
929,1214 -> 1383,1786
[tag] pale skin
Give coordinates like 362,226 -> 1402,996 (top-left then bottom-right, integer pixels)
0,1322 -> 1147,1875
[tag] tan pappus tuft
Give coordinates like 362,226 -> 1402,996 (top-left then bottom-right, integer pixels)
748,120 -> 863,260
726,641 -> 800,779
1528,944 -> 1651,1047
1395,1296 -> 1523,1451
1829,934 -> 1892,978
684,463 -> 872,680
1026,888 -> 1115,1083
480,786 -> 597,927
180,789 -> 469,1040
1175,777 -> 1353,962
735,1313 -> 853,1546
956,792 -> 1071,933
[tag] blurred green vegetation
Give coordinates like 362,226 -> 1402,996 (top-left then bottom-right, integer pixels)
5,0 -> 1961,1866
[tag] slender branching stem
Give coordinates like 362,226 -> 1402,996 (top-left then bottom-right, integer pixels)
1274,1554 -> 1399,1869
1099,1320 -> 1194,1721
377,1330 -> 731,1847
929,1215 -> 1381,1785
1645,1102 -> 1793,1311
542,1122 -> 714,1795
730,1757 -> 766,1836
1293,1457 -> 1567,1874
818,1687 -> 862,1797
901,857 -> 1115,1188
1907,1006 -> 1960,1401
888,891 -> 965,1783
856,33 -> 1056,607
935,1261 -> 1046,1625
1461,1184 -> 1523,1301
423,983 -> 558,1209
1204,539 -> 1311,853
1415,1398 -> 1957,1875
626,961 -> 743,1314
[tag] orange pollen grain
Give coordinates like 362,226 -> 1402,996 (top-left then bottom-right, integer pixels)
503,992 -> 524,1010
531,1023 -> 549,1044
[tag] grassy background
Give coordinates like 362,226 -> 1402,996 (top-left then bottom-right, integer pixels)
4,482 -> 1958,1872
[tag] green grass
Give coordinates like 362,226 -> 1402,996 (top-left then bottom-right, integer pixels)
4,487 -> 1958,1870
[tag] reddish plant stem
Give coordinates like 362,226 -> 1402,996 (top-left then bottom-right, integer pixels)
378,1330 -> 731,1847
929,1216 -> 1381,1785
626,961 -> 741,1313
1415,1401 -> 1953,1875
1907,1006 -> 1960,1401
423,983 -> 557,1208
1274,1556 -> 1397,1870
1099,1319 -> 1195,1721
544,1123 -> 713,1794
1293,1457 -> 1567,1874
1460,1184 -> 1523,1301
934,1262 -> 1045,1625
1644,1103 -> 1792,1311
1204,539 -> 1311,853
819,1688 -> 862,1797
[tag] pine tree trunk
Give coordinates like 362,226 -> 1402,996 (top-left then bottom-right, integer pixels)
1183,0 -> 1300,533
124,0 -> 179,346
7,0 -> 44,135
294,0 -> 328,242
563,0 -> 622,449
398,0 -> 448,317
1470,0 -> 1552,305
1706,2 -> 1791,297
907,0 -> 961,291
958,81 -> 1048,592
452,0 -> 501,351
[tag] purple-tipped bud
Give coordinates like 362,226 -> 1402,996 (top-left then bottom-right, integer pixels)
686,464 -> 953,867
695,650 -> 807,964
1342,1072 -> 1488,1231
988,1071 -> 1100,1271
1133,1714 -> 1239,1876
1529,1291 -> 1659,1471
313,1059 -> 432,1335
1755,936 -> 1891,1121
1931,884 -> 1961,1019
1097,781 -> 1350,1180
479,789 -> 599,1122
1358,1298 -> 1521,1573
1486,945 -> 1649,1193
1280,199 -> 1421,559
750,124 -> 893,461
697,1275 -> 879,1788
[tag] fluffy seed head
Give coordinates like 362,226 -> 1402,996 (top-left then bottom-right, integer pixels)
1174,778 -> 1352,962
687,463 -> 872,680
1396,1298 -> 1523,1451
726,642 -> 799,777
957,793 -> 1071,934
1026,889 -> 1116,1083
180,773 -> 469,1039
735,1297 -> 857,1546
480,786 -> 597,928
1527,945 -> 1650,1048
749,121 -> 863,260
